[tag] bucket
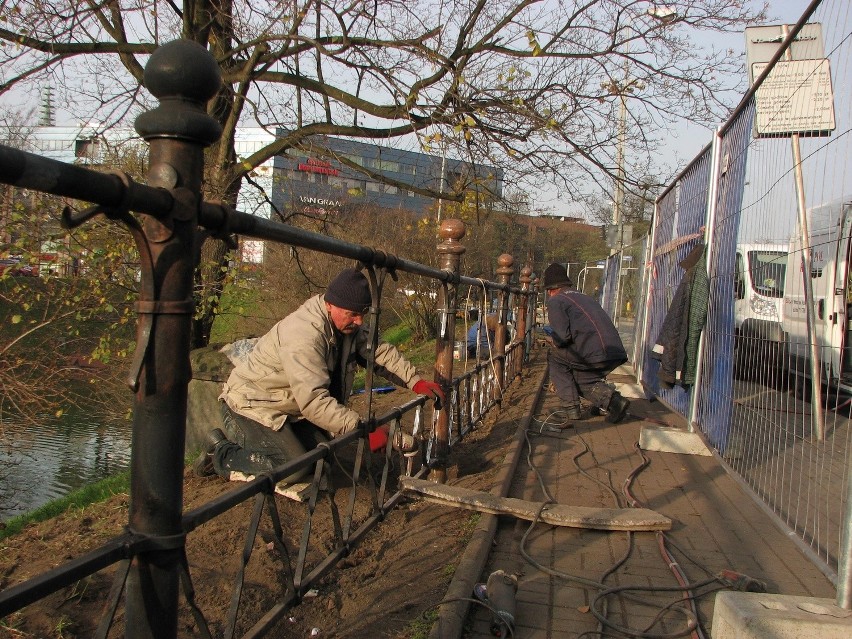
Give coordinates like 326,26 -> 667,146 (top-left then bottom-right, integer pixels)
453,341 -> 464,360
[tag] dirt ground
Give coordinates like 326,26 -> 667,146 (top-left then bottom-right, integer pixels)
0,358 -> 541,639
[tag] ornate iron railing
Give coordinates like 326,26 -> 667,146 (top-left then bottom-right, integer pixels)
0,39 -> 538,638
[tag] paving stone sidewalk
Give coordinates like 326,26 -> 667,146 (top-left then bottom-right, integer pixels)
461,361 -> 837,638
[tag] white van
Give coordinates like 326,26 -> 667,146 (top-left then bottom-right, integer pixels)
782,197 -> 852,389
734,242 -> 787,350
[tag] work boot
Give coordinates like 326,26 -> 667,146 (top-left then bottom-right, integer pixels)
605,392 -> 630,423
193,428 -> 229,477
561,401 -> 582,421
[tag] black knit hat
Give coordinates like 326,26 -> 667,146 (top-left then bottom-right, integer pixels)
325,268 -> 372,312
542,263 -> 572,290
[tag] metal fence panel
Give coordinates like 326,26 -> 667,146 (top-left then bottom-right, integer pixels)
704,1 -> 852,583
697,102 -> 755,449
636,0 -> 852,587
641,149 -> 713,417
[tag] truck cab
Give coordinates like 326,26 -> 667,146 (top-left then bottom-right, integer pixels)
734,243 -> 787,349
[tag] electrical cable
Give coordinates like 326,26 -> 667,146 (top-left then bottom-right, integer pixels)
622,442 -> 730,639
425,596 -> 515,638
517,404 -> 742,639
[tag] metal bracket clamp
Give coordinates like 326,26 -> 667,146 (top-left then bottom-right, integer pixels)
201,201 -> 239,251
60,170 -> 136,229
124,528 -> 189,555
126,298 -> 195,392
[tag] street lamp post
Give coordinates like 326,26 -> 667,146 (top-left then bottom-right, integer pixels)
608,6 -> 678,255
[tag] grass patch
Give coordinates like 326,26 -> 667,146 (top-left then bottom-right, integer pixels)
460,512 -> 481,541
405,608 -> 439,639
350,324 -> 437,392
382,323 -> 413,346
0,471 -> 130,541
402,338 -> 438,369
209,279 -> 263,344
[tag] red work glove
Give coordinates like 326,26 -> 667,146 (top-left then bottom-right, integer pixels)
413,379 -> 445,410
368,426 -> 389,452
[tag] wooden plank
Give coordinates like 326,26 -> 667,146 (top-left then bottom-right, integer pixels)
400,477 -> 671,531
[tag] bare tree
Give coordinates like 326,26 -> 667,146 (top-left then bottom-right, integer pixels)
0,118 -> 147,429
0,0 -> 766,346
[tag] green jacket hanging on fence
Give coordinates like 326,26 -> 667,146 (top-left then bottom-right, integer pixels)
651,244 -> 709,388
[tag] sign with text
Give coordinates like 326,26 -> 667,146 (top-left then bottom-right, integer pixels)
745,23 -> 834,137
752,59 -> 835,136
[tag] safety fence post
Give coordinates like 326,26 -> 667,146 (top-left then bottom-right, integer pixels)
493,254 -> 514,399
431,219 -> 466,483
126,40 -> 223,639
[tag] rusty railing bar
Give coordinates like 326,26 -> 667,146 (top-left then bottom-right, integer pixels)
0,144 -> 174,218
0,145 -> 528,300
0,533 -> 139,615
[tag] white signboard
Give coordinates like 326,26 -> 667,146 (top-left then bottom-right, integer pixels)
752,59 -> 836,136
745,23 -> 835,138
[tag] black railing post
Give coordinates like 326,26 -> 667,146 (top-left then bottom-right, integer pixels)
527,275 -> 540,355
432,219 -> 465,483
126,40 -> 222,639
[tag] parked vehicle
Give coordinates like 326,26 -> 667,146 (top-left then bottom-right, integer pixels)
733,242 -> 788,379
782,196 -> 852,390
734,243 -> 787,343
0,256 -> 38,277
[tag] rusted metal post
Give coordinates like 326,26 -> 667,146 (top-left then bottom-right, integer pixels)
127,41 -> 222,639
516,266 -> 531,346
529,275 -> 540,353
432,219 -> 466,483
493,254 -> 514,399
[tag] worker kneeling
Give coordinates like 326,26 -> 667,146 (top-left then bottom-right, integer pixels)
194,268 -> 444,484
541,263 -> 630,423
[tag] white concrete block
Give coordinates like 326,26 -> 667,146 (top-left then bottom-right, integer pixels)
712,592 -> 852,638
615,382 -> 646,399
638,426 -> 712,456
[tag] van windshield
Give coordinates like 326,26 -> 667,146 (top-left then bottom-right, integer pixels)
748,251 -> 786,298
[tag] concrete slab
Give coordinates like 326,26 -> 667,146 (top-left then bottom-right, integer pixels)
616,381 -> 646,399
639,425 -> 713,456
712,592 -> 852,638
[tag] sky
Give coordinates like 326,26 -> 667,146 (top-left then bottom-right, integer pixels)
544,0 -> 817,220
1,0 -> 816,221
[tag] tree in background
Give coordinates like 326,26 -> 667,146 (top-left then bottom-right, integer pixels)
0,118 -> 144,424
0,0 -> 766,347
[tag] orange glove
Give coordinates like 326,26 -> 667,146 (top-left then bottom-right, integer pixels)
413,379 -> 445,410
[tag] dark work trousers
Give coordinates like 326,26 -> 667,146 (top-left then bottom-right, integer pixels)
215,402 -> 330,483
547,348 -> 625,409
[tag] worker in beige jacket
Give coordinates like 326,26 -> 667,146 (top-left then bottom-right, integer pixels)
195,268 -> 444,483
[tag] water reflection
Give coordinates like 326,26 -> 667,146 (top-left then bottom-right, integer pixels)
0,410 -> 133,520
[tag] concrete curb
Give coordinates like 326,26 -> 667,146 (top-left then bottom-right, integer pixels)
429,361 -> 549,639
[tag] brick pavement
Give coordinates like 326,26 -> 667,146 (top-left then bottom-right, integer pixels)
460,360 -> 837,638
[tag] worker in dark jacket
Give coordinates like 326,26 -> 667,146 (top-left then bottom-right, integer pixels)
466,314 -> 507,360
542,263 -> 630,422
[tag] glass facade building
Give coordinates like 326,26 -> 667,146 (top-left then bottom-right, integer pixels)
272,132 -> 503,217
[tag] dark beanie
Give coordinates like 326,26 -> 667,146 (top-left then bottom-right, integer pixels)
325,268 -> 372,312
542,263 -> 572,290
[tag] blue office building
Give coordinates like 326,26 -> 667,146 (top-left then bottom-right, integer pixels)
272,132 -> 503,216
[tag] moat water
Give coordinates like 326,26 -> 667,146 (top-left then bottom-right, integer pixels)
0,410 -> 132,520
